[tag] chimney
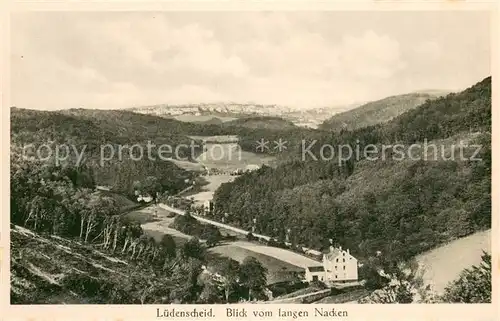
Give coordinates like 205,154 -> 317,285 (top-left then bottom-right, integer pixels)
347,249 -> 350,254
329,245 -> 334,253
339,246 -> 342,251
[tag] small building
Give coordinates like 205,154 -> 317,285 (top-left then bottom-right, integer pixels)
137,195 -> 153,203
245,164 -> 261,172
304,266 -> 326,282
203,200 -> 214,214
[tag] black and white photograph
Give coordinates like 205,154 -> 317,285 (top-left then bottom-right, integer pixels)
7,9 -> 493,308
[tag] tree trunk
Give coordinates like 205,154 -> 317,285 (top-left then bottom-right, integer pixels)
130,242 -> 137,259
122,238 -> 130,253
112,228 -> 119,252
79,215 -> 85,240
84,216 -> 93,243
24,209 -> 34,227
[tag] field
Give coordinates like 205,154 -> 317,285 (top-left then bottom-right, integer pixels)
178,135 -> 276,206
208,240 -> 327,284
231,241 -> 322,269
168,158 -> 206,172
190,134 -> 276,171
417,229 -> 491,294
124,206 -> 192,245
208,244 -> 303,284
183,175 -> 236,206
196,143 -> 275,171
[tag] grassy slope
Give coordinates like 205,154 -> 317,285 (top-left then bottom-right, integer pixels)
319,92 -> 443,131
208,244 -> 303,284
11,225 -> 131,304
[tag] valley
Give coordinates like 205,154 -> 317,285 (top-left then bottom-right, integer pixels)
9,77 -> 492,304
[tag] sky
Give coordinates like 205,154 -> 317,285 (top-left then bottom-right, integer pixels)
10,11 -> 491,110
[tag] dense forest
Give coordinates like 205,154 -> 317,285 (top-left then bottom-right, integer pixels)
212,77 -> 491,263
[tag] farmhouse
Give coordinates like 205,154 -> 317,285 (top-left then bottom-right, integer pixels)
322,246 -> 358,282
303,245 -> 358,283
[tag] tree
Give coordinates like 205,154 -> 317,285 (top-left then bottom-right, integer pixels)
182,237 -> 205,261
239,256 -> 267,301
213,258 -> 240,302
198,276 -> 222,304
142,176 -> 162,201
169,258 -> 203,303
204,227 -> 222,247
442,251 -> 491,303
359,259 -> 435,303
159,234 -> 177,260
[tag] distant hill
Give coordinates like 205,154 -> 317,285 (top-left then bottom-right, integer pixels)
319,92 -> 447,131
225,116 -> 296,130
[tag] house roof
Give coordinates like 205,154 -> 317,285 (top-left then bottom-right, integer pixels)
324,248 -> 342,260
307,266 -> 325,272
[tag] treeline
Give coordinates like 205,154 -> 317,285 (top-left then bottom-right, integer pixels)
212,77 -> 491,264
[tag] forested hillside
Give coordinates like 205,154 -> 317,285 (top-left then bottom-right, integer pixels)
212,77 -> 491,264
10,108 -> 197,197
319,92 -> 445,131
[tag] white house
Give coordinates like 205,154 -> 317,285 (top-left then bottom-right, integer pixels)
303,245 -> 358,283
203,200 -> 214,214
322,246 -> 358,282
137,195 -> 153,203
